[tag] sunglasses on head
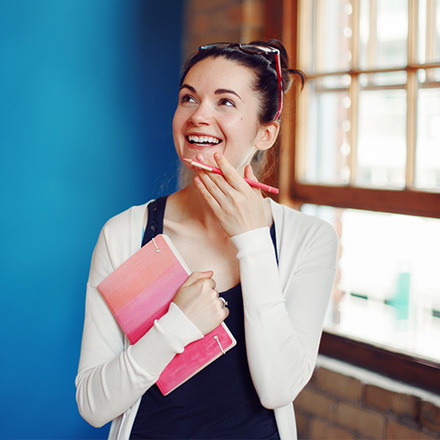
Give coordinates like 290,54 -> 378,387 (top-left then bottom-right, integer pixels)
198,43 -> 284,121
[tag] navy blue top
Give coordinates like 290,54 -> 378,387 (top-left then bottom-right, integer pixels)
130,196 -> 280,439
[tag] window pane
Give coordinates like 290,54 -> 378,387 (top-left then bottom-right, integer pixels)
308,0 -> 352,72
359,0 -> 408,69
418,0 -> 440,63
358,70 -> 407,87
415,69 -> 440,191
303,78 -> 351,184
301,205 -> 440,363
357,73 -> 407,188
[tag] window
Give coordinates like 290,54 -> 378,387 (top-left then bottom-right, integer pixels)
275,0 -> 440,391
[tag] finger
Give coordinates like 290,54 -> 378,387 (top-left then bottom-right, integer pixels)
209,288 -> 220,301
202,278 -> 217,292
210,278 -> 217,290
197,154 -> 248,198
197,154 -> 240,190
213,153 -> 250,192
192,156 -> 230,192
195,171 -> 244,223
197,169 -> 229,199
181,270 -> 213,287
194,174 -> 223,211
244,164 -> 257,181
218,297 -> 228,309
244,164 -> 262,194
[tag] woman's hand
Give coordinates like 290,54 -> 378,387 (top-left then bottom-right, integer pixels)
172,271 -> 229,335
193,153 -> 271,237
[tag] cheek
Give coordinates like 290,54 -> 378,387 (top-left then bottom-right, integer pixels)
172,109 -> 187,136
172,112 -> 185,150
221,113 -> 247,132
172,107 -> 182,127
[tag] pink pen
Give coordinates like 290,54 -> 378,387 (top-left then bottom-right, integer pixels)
183,158 -> 279,195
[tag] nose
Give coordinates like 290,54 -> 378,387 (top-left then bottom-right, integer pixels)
189,101 -> 213,126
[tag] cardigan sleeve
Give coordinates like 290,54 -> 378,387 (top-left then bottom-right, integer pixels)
75,226 -> 203,428
231,219 -> 338,409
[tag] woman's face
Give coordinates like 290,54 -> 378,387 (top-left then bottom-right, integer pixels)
173,57 -> 265,174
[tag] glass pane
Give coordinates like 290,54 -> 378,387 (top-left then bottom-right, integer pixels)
415,69 -> 440,190
358,71 -> 407,87
418,0 -> 440,63
359,0 -> 408,69
309,0 -> 352,72
303,78 -> 350,184
321,74 -> 352,89
357,74 -> 407,188
301,205 -> 440,363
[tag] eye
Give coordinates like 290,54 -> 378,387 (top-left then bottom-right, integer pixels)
180,94 -> 197,105
218,98 -> 236,107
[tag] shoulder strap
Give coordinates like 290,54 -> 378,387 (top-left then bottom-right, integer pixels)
270,223 -> 279,265
141,195 -> 168,247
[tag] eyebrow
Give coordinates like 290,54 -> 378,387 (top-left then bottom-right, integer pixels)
180,84 -> 243,102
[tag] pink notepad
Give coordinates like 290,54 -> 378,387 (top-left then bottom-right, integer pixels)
97,234 -> 236,395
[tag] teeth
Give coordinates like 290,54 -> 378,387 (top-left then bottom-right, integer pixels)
188,135 -> 220,144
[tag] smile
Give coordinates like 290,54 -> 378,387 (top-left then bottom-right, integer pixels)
187,135 -> 222,146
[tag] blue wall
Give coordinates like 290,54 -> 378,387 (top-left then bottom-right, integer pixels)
0,1 -> 184,438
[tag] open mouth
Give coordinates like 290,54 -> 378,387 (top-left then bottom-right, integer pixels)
187,135 -> 222,147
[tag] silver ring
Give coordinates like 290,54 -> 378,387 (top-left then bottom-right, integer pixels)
220,297 -> 228,308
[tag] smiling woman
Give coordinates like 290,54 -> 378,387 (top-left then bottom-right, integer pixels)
75,40 -> 336,440
173,57 -> 274,174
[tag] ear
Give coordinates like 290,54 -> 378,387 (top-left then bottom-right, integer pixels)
255,121 -> 280,151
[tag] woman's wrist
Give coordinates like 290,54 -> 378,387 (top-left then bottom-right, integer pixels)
230,226 -> 272,254
129,303 -> 203,375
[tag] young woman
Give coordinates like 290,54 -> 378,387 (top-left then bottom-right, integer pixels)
76,40 -> 338,440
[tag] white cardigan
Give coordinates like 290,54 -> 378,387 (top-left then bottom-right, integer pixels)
76,198 -> 338,439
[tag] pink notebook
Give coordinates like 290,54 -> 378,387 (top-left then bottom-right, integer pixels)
97,233 -> 236,395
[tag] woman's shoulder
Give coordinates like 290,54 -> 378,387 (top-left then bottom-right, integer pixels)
102,201 -> 151,234
97,201 -> 154,255
270,198 -> 334,231
270,199 -> 339,269
90,201 -> 154,276
270,198 -> 338,252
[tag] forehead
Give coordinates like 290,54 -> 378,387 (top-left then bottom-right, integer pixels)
183,57 -> 256,92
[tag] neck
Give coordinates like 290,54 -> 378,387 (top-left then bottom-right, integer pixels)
170,182 -> 227,234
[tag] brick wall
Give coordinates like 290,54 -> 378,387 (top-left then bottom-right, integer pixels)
183,0 -> 265,59
295,356 -> 440,439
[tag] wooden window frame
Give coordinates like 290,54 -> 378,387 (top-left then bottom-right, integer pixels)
265,0 -> 440,394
